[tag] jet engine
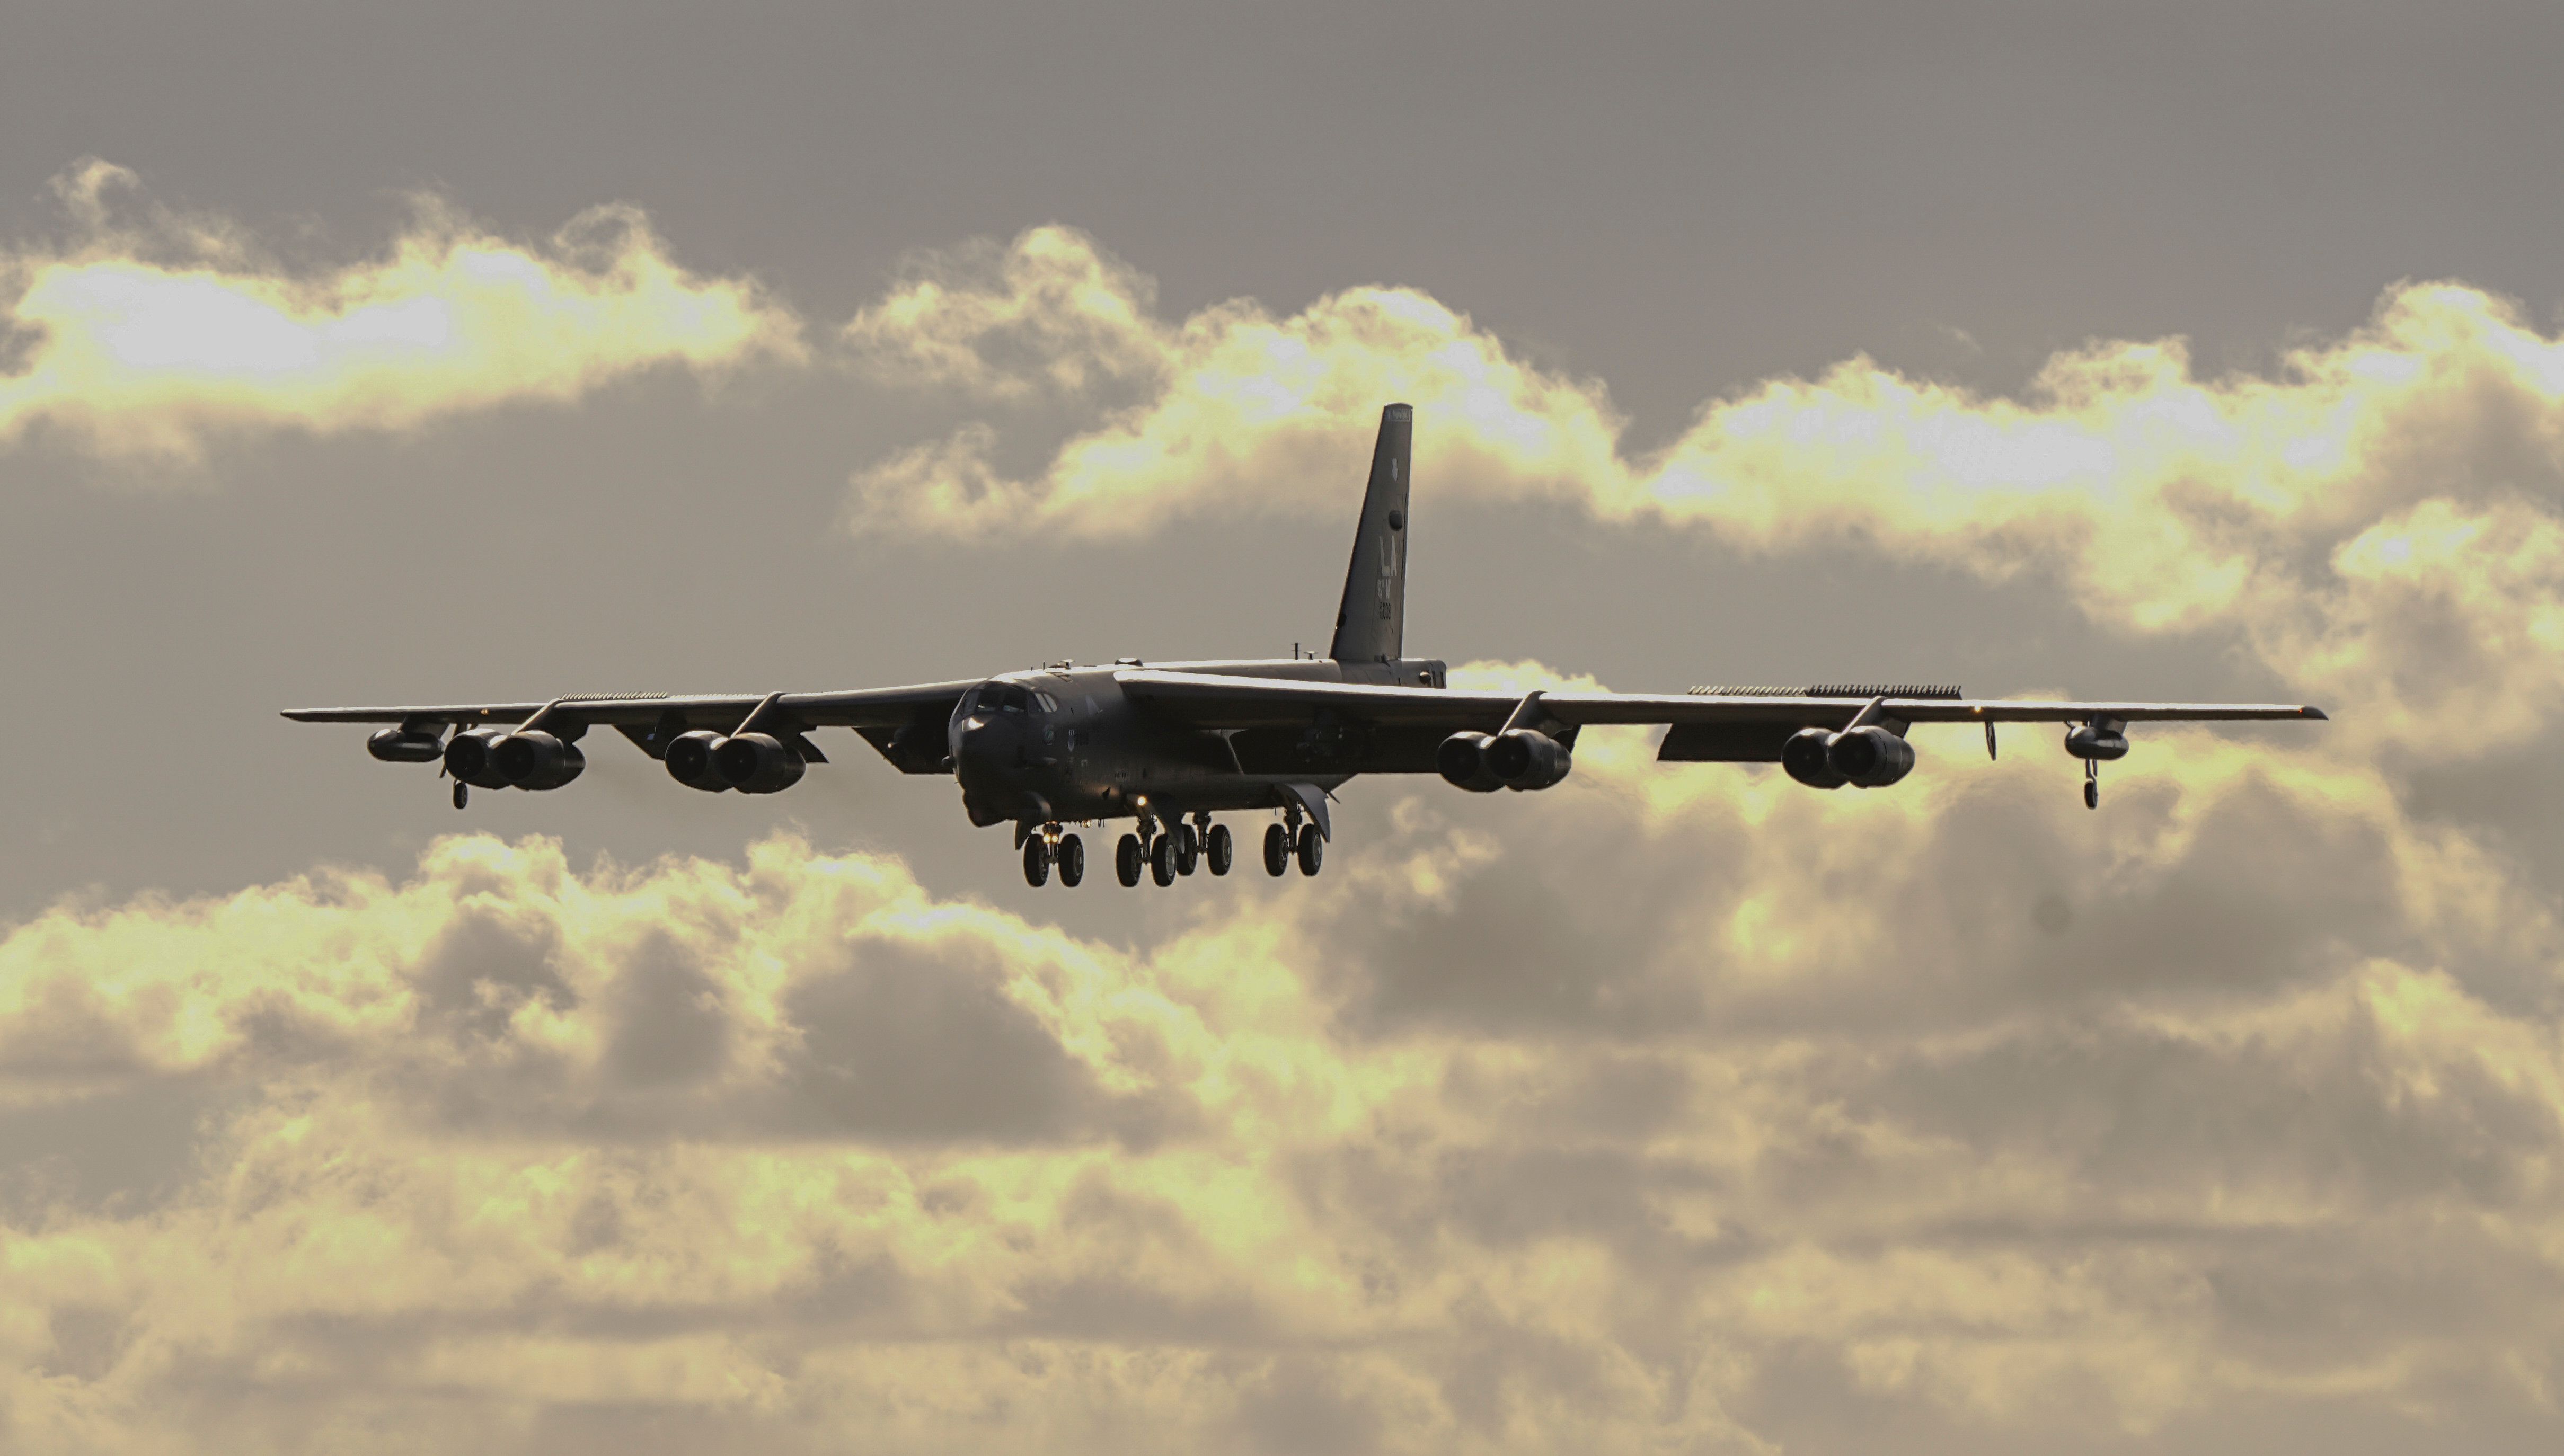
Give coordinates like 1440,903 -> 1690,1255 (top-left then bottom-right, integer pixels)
664,730 -> 730,791
713,732 -> 807,794
493,730 -> 585,791
1436,732 -> 1505,792
1781,727 -> 1847,789
1484,728 -> 1572,791
1782,724 -> 1915,789
443,727 -> 515,789
1826,725 -> 1915,787
367,727 -> 445,763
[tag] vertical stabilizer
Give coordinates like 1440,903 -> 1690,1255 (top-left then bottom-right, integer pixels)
1328,403 -> 1413,663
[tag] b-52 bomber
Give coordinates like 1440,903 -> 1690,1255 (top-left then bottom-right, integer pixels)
287,405 -> 2326,889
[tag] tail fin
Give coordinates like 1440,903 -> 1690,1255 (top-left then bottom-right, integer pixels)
1328,403 -> 1413,663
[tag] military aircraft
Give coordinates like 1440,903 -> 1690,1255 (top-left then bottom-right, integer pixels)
287,404 -> 2326,889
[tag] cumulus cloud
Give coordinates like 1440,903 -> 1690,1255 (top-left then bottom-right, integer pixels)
842,229 -> 2564,762
3,669 -> 2560,1453
3,221 -> 2558,1450
0,160 -> 803,463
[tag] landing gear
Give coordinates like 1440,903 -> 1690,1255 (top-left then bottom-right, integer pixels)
1205,823 -> 1234,876
1151,832 -> 1179,886
1023,835 -> 1051,887
1117,833 -> 1145,887
453,782 -> 469,810
1057,833 -> 1085,887
2084,759 -> 2100,811
1263,823 -> 1290,876
1173,821 -> 1199,876
1296,825 -> 1324,876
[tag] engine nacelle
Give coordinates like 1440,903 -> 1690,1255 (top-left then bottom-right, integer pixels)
713,732 -> 807,794
1486,728 -> 1572,791
367,727 -> 445,763
443,727 -> 515,789
493,730 -> 585,791
664,730 -> 731,792
1826,725 -> 1916,787
2065,723 -> 2129,761
1436,732 -> 1505,792
1781,727 -> 1847,789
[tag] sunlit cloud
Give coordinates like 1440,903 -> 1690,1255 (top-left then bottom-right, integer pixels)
4,653 -> 2559,1449
0,160 -> 804,463
843,229 -> 2564,760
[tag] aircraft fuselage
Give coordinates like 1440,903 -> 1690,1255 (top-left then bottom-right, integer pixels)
950,655 -> 1448,827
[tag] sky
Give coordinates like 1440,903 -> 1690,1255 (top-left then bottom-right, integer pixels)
3,1 -> 2563,1451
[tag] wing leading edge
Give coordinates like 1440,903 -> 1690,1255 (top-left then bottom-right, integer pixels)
1116,670 -> 2324,762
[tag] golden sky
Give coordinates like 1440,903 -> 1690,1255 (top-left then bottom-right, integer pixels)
5,7 -> 2564,1449
5,166 -> 2562,1452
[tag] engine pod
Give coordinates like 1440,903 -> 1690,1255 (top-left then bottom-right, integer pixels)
713,732 -> 807,794
1781,727 -> 1847,789
1436,732 -> 1504,792
443,727 -> 515,789
1826,725 -> 1916,787
493,730 -> 585,791
1486,729 -> 1571,791
665,731 -> 731,791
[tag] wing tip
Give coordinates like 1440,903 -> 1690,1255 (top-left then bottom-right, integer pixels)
2302,705 -> 2329,721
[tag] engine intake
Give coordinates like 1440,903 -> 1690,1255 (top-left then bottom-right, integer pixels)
1437,732 -> 1504,792
1485,729 -> 1572,791
493,729 -> 585,791
443,727 -> 515,789
665,730 -> 730,791
713,732 -> 807,794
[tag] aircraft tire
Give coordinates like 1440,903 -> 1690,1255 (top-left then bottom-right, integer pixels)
1151,833 -> 1178,886
1117,833 -> 1145,887
1023,836 -> 1051,887
453,782 -> 469,810
1057,834 -> 1084,887
1174,823 -> 1199,876
1263,823 -> 1290,876
1296,826 -> 1324,877
1205,823 -> 1233,876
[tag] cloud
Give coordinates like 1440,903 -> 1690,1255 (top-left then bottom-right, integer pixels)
1,219 -> 2557,1449
4,658 -> 2561,1452
0,161 -> 803,463
842,229 -> 2564,763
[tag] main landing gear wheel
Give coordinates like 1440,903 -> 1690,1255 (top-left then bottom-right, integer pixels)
2084,759 -> 2100,811
1263,823 -> 1290,876
1205,823 -> 1234,876
1023,836 -> 1051,887
1057,834 -> 1085,887
1296,825 -> 1324,877
1173,822 -> 1199,876
1117,833 -> 1145,887
1151,832 -> 1179,886
452,782 -> 469,810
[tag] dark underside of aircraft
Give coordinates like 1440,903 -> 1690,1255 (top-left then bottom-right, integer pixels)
286,404 -> 2326,889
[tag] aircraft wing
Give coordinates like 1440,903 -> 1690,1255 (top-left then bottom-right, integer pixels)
1117,670 -> 2323,762
281,680 -> 979,772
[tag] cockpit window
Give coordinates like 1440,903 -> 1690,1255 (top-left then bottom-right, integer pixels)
975,683 -> 1037,714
